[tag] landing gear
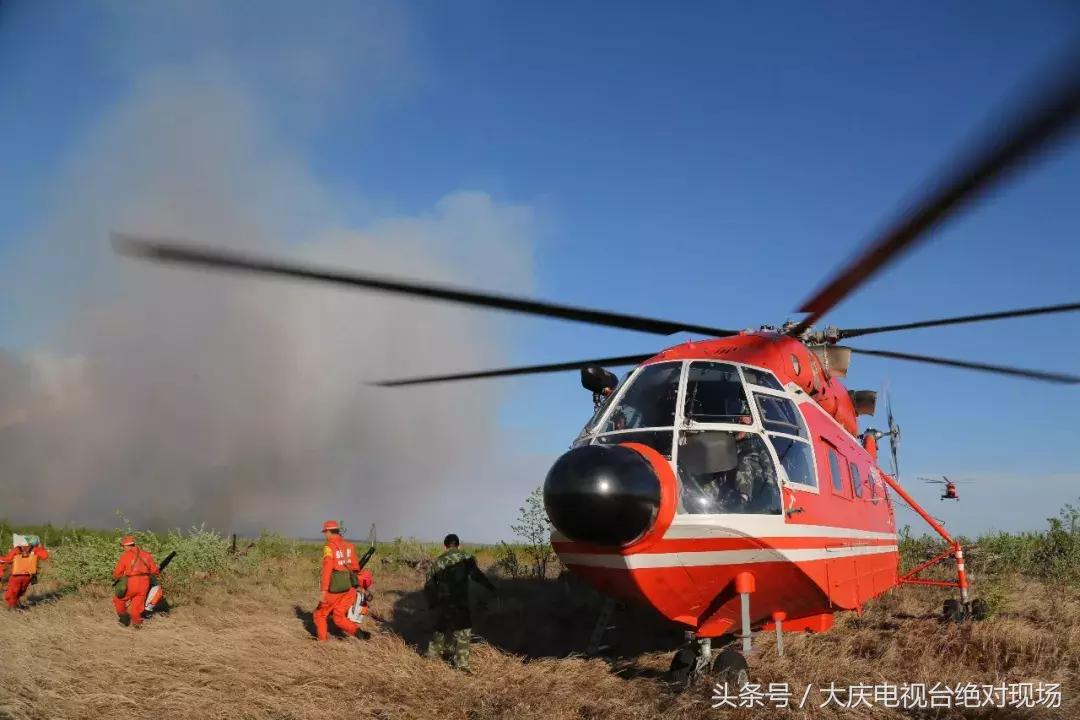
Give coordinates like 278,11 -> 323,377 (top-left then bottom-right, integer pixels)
668,635 -> 711,690
668,635 -> 749,690
711,647 -> 749,688
969,598 -> 989,621
942,598 -> 964,624
942,597 -> 989,623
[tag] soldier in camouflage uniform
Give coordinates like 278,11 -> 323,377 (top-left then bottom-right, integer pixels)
424,533 -> 496,672
700,418 -> 772,512
732,432 -> 770,506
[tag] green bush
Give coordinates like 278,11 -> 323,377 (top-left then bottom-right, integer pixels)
377,537 -> 440,569
899,499 -> 1080,587
511,487 -> 555,579
249,530 -> 302,560
493,541 -> 523,578
0,521 -> 113,549
44,525 -> 230,591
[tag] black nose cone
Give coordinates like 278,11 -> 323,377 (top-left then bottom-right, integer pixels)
543,444 -> 661,547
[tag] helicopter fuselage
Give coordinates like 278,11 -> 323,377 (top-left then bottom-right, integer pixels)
545,332 -> 900,638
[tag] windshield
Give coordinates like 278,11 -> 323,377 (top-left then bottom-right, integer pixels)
600,362 -> 681,433
683,362 -> 751,424
677,430 -> 781,515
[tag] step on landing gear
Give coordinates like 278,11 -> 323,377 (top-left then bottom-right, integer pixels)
668,635 -> 749,690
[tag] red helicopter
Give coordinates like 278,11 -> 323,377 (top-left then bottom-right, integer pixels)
114,52 -> 1080,687
921,475 -> 975,501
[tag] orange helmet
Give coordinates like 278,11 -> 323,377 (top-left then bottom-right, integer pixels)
321,520 -> 341,533
120,535 -> 136,547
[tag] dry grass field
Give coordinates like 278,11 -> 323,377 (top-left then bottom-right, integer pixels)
1,548 -> 1077,720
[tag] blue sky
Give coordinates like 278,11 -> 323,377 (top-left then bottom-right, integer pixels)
1,2 -> 1078,539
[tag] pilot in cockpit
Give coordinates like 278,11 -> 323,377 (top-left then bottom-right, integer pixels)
731,416 -> 771,508
681,416 -> 774,514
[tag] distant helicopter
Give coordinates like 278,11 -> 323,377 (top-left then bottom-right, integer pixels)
921,475 -> 975,501
112,51 -> 1080,688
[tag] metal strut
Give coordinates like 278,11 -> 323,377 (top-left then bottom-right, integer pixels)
734,572 -> 756,654
879,473 -> 970,603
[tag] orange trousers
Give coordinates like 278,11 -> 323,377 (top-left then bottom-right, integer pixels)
113,575 -> 151,626
314,588 -> 358,640
4,575 -> 32,608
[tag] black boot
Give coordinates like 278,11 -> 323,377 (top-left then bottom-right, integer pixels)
118,613 -> 131,627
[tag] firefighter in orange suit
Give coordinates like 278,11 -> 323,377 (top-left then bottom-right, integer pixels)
112,535 -> 159,628
313,520 -> 365,641
1,537 -> 49,609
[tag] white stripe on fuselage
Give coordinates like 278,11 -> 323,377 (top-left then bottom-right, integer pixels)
559,543 -> 899,569
663,515 -> 897,541
551,520 -> 896,546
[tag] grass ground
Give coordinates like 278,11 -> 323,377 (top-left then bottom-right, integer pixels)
1,544 -> 1077,720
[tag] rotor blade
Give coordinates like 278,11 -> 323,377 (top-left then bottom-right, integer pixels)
848,346 -> 1080,384
839,301 -> 1080,339
793,48 -> 1080,333
113,234 -> 739,338
371,353 -> 654,387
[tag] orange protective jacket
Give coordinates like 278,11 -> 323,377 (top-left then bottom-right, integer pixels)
113,548 -> 159,579
320,536 -> 360,593
1,547 -> 49,576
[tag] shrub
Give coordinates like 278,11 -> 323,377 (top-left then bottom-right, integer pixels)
378,537 -> 439,570
899,498 -> 1080,587
511,486 -> 554,579
40,524 -> 229,592
493,541 -> 523,578
249,530 -> 301,561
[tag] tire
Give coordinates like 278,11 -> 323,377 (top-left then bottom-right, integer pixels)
942,598 -> 963,624
667,647 -> 697,690
970,598 -> 988,621
711,648 -> 749,689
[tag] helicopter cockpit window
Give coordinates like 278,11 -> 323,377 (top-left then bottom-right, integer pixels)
676,430 -> 781,515
600,362 -> 681,433
683,362 -> 750,423
595,430 -> 673,460
741,367 -> 784,391
755,394 -> 808,438
769,436 -> 816,488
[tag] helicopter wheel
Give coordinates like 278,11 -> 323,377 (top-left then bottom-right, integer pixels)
667,647 -> 702,690
969,598 -> 989,621
711,647 -> 750,689
942,598 -> 965,624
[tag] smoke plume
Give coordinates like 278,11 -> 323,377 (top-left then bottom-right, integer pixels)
0,20 -> 545,540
